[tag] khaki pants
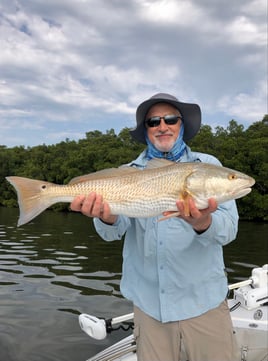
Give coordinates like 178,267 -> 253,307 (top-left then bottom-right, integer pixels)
134,300 -> 239,361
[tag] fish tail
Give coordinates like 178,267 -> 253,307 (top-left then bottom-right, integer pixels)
6,176 -> 55,226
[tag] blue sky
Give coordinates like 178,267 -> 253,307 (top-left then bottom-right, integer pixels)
0,0 -> 267,147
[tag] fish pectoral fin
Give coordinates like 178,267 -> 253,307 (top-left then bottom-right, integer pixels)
179,171 -> 197,216
179,190 -> 194,217
158,211 -> 181,222
159,188 -> 194,222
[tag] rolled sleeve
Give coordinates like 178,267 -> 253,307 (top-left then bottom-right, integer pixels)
195,200 -> 239,247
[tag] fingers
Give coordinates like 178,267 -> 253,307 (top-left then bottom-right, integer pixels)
162,198 -> 218,219
73,192 -> 103,217
102,201 -> 113,220
83,192 -> 98,217
176,198 -> 217,218
207,198 -> 218,212
70,195 -> 86,212
172,197 -> 218,233
70,192 -> 117,224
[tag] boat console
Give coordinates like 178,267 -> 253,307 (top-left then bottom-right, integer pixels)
233,265 -> 268,310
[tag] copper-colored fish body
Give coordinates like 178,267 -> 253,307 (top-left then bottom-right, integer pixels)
6,159 -> 255,226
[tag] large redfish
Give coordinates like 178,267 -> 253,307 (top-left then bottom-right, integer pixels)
6,159 -> 255,226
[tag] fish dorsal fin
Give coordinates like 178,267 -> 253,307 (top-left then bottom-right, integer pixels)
146,158 -> 174,170
68,166 -> 138,184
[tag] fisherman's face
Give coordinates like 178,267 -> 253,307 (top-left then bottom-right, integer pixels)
145,103 -> 182,152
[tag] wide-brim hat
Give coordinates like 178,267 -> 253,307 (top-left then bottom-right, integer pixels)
130,93 -> 201,144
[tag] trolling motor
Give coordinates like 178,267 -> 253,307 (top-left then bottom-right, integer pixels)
79,313 -> 134,340
233,264 -> 268,310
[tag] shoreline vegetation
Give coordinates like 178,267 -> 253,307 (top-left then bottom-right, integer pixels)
1,117 -> 267,221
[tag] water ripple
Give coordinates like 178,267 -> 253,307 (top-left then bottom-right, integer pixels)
0,208 -> 267,361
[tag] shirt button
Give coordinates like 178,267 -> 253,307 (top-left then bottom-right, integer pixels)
161,289 -> 165,294
160,265 -> 164,270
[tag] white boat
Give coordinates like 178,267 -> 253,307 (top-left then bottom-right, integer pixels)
79,265 -> 268,361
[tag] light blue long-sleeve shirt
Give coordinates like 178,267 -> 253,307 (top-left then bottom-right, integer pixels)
94,146 -> 239,322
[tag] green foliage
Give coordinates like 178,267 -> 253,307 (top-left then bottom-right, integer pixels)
189,115 -> 268,220
1,116 -> 267,220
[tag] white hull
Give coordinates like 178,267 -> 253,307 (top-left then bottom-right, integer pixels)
87,302 -> 268,361
82,265 -> 268,361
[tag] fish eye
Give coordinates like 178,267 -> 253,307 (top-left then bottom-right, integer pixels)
228,173 -> 237,180
41,184 -> 47,189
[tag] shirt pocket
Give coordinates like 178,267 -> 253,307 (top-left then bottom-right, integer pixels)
163,218 -> 195,252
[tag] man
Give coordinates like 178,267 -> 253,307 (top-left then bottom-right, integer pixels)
71,93 -> 239,361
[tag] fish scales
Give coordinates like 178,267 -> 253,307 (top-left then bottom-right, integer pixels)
93,164 -> 187,217
109,166 -> 185,216
51,167 -> 180,217
6,159 -> 255,226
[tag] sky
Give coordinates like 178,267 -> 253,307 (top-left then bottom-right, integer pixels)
0,0 -> 267,148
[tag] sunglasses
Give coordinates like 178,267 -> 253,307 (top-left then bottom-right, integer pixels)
145,114 -> 182,128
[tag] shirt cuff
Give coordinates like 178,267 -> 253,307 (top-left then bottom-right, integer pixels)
93,216 -> 126,241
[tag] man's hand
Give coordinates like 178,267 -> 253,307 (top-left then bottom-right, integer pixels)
70,192 -> 118,225
163,198 -> 217,233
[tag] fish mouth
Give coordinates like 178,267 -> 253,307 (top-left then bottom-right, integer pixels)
231,176 -> 255,198
232,186 -> 254,199
247,177 -> 256,187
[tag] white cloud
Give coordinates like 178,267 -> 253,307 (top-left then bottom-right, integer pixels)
242,0 -> 267,17
0,0 -> 267,147
137,0 -> 203,26
225,15 -> 266,46
217,80 -> 267,123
